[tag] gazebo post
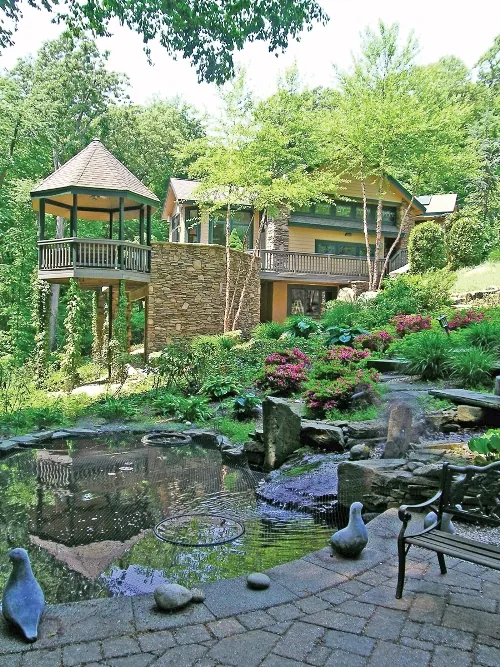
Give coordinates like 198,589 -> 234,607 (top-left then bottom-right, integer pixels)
119,197 -> 125,269
70,194 -> 78,268
109,211 -> 113,240
146,205 -> 151,270
107,286 -> 113,379
38,198 -> 45,269
139,206 -> 145,246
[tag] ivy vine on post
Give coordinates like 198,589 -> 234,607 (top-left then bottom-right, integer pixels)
60,278 -> 85,392
31,274 -> 51,386
91,289 -> 105,366
109,281 -> 129,383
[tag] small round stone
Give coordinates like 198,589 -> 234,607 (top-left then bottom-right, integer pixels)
154,583 -> 192,611
190,588 -> 205,603
247,573 -> 270,590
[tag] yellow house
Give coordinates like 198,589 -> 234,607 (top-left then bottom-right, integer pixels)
162,175 -> 456,323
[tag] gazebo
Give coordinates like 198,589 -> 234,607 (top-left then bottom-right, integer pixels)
31,139 -> 160,354
32,138 -> 159,290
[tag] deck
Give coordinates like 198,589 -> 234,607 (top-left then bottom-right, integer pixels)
257,249 -> 407,282
38,238 -> 151,285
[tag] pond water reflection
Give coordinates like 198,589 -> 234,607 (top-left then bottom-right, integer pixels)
0,435 -> 332,603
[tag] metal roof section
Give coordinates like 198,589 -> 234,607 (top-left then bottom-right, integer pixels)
416,193 -> 457,217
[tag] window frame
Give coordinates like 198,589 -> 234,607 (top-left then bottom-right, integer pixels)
286,284 -> 338,318
209,209 -> 254,248
314,239 -> 376,258
185,206 -> 201,243
293,199 -> 398,225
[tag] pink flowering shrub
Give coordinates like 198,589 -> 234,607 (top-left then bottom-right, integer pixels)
256,348 -> 310,396
391,314 -> 432,337
304,345 -> 379,416
448,309 -> 485,330
353,330 -> 395,353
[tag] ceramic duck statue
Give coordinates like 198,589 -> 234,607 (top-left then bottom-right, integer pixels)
424,511 -> 456,534
331,502 -> 368,558
2,548 -> 45,642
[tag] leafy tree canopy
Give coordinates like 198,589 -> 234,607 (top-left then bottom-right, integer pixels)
0,0 -> 328,83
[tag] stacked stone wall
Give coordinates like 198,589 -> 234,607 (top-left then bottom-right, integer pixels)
147,243 -> 260,352
266,209 -> 290,251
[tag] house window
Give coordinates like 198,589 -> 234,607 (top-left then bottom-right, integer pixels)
210,210 -> 253,248
287,285 -> 337,318
185,208 -> 200,243
314,202 -> 331,216
293,200 -> 398,224
335,203 -> 352,218
171,213 -> 180,242
315,240 -> 376,257
382,207 -> 397,224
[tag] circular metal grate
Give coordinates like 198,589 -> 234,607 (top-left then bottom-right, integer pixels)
141,431 -> 192,447
154,513 -> 245,547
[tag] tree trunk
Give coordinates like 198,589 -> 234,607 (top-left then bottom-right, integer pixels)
360,177 -> 373,289
232,210 -> 267,331
223,200 -> 232,332
372,177 -> 384,289
378,197 -> 414,288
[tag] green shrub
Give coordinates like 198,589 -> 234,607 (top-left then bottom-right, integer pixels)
468,430 -> 500,460
408,221 -> 447,273
322,301 -> 364,328
445,347 -> 494,388
233,393 -> 261,419
446,210 -> 494,269
149,343 -> 208,394
283,315 -> 321,338
324,325 -> 370,347
200,375 -> 241,399
93,396 -> 138,420
397,330 -> 452,380
252,321 -> 286,340
214,417 -> 255,443
172,395 -> 212,422
461,320 -> 500,352
229,228 -> 244,250
130,304 -> 145,345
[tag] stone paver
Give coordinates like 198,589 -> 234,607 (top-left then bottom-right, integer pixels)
0,509 -> 498,667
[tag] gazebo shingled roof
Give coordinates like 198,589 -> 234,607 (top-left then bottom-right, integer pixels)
31,139 -> 159,221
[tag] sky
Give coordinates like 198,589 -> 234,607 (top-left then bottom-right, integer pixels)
1,0 -> 499,114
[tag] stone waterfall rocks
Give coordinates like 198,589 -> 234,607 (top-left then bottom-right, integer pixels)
262,397 -> 302,470
383,404 -> 413,459
330,502 -> 368,557
300,420 -> 345,451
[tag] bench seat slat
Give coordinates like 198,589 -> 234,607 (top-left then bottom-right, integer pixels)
408,530 -> 500,556
407,533 -> 500,570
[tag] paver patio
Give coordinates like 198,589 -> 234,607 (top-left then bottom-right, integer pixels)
1,510 -> 498,666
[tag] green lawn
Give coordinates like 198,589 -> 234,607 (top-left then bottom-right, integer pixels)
454,261 -> 500,293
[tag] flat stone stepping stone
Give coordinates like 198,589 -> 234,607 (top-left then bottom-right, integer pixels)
429,389 -> 500,410
247,573 -> 270,590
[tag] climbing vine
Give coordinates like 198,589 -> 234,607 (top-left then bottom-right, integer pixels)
60,279 -> 85,391
91,289 -> 105,365
110,281 -> 128,383
31,274 -> 51,386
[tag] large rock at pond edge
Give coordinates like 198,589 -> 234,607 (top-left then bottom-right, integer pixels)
347,420 -> 385,440
456,405 -> 485,424
154,584 -> 192,611
337,459 -> 408,512
349,444 -> 371,460
300,420 -> 345,451
263,397 -> 302,470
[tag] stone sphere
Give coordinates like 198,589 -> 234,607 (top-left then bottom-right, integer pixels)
154,583 -> 192,611
247,573 -> 270,590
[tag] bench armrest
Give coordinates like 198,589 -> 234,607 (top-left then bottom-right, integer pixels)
398,490 -> 443,523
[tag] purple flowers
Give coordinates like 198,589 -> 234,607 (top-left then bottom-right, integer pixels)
354,330 -> 395,352
448,309 -> 485,330
256,348 -> 310,396
391,314 -> 431,337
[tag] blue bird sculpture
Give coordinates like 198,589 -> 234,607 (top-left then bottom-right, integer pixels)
2,548 -> 45,642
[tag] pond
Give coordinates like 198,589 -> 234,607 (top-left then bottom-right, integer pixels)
0,435 -> 332,604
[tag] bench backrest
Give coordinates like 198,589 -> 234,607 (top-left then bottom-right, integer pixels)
439,460 -> 500,526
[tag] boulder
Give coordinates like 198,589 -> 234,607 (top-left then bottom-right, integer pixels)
347,421 -> 385,440
262,397 -> 302,470
337,459 -> 407,512
183,429 -> 218,447
383,404 -> 413,459
0,440 -> 19,453
154,584 -> 192,611
456,405 -> 485,424
349,444 -> 371,460
413,463 -> 443,479
300,420 -> 345,452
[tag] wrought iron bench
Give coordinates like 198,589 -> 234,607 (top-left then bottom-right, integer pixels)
396,460 -> 500,598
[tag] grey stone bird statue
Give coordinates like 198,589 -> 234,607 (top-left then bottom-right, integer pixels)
2,548 -> 45,642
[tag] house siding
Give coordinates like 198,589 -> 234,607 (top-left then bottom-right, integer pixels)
288,227 -> 377,254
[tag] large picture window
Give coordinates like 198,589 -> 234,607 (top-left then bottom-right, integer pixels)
315,240 -> 375,257
287,285 -> 337,318
210,210 -> 253,248
185,207 -> 200,243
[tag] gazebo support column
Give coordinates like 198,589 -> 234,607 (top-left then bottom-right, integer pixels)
126,298 -> 132,352
93,287 -> 106,363
139,207 -> 145,246
146,205 -> 151,270
38,198 -> 46,269
118,197 -> 125,269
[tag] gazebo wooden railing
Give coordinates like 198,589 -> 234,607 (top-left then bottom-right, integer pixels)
38,238 -> 150,274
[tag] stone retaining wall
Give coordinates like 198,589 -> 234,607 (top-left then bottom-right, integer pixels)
147,243 -> 260,351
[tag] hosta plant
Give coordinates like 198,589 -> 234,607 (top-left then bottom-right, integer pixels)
468,430 -> 500,460
233,393 -> 261,420
324,325 -> 370,347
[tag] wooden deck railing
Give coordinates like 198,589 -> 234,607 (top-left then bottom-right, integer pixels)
38,238 -> 151,274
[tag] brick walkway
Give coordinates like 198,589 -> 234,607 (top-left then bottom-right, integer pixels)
1,510 -> 499,666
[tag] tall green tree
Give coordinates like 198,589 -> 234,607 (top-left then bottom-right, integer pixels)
1,1 -> 328,83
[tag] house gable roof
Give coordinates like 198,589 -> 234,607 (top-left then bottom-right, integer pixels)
416,193 -> 457,218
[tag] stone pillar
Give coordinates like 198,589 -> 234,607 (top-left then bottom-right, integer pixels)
266,208 -> 290,251
400,211 -> 415,249
263,397 -> 302,470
